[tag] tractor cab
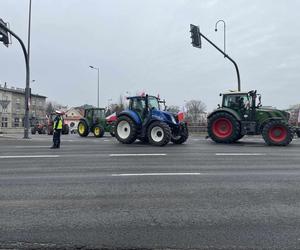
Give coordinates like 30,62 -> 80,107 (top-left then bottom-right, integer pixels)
221,90 -> 262,121
127,95 -> 161,121
84,108 -> 106,124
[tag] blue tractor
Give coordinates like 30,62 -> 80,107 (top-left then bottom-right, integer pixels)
114,94 -> 189,146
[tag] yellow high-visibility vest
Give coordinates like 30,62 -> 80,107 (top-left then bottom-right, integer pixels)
54,116 -> 63,130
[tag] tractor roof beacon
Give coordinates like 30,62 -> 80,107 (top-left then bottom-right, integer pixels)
114,94 -> 189,146
78,108 -> 114,138
207,90 -> 297,146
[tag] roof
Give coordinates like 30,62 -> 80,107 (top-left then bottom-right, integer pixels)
222,91 -> 250,95
0,85 -> 47,98
127,95 -> 158,99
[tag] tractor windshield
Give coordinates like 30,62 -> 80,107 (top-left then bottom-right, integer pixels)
148,97 -> 160,110
94,109 -> 105,119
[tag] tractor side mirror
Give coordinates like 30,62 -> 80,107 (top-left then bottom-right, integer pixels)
257,95 -> 262,107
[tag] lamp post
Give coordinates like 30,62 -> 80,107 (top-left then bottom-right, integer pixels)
215,19 -> 226,57
89,65 -> 100,108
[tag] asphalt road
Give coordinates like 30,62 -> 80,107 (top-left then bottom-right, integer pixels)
0,133 -> 300,250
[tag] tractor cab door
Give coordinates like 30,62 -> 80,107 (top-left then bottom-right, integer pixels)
131,98 -> 147,121
85,109 -> 94,125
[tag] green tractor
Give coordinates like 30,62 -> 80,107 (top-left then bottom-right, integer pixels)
77,108 -> 114,138
207,90 -> 299,146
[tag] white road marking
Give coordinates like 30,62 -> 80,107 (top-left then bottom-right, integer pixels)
0,155 -> 60,159
15,146 -> 51,148
109,153 -> 167,157
215,153 -> 266,156
104,140 -> 111,142
111,172 -> 201,176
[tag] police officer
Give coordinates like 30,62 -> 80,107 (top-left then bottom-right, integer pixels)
51,110 -> 63,149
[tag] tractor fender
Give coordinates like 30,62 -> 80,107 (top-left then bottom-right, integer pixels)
117,110 -> 142,125
207,108 -> 242,121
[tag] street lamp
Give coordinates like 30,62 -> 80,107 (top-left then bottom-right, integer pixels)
89,65 -> 100,108
215,19 -> 226,57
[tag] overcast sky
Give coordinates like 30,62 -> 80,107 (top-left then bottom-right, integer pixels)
0,0 -> 300,111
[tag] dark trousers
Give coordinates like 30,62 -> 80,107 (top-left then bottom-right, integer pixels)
52,129 -> 62,148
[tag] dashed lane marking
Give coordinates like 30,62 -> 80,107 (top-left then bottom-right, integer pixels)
111,172 -> 201,176
110,153 -> 167,157
0,155 -> 60,159
215,153 -> 266,156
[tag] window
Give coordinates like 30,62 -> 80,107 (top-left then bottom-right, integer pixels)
1,117 -> 8,127
148,97 -> 159,110
14,117 -> 20,127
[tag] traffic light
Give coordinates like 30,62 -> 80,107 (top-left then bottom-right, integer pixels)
190,24 -> 201,48
0,19 -> 9,47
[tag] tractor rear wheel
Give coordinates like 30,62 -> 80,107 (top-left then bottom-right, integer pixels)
78,121 -> 89,137
208,112 -> 240,143
233,134 -> 244,142
115,116 -> 137,144
147,121 -> 171,146
171,124 -> 189,144
262,120 -> 293,146
93,125 -> 105,138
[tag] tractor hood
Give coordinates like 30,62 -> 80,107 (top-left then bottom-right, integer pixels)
151,110 -> 177,124
256,107 -> 290,121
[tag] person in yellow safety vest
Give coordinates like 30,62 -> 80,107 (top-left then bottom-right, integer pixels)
50,110 -> 63,149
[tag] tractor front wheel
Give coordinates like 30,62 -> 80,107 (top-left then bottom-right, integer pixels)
115,116 -> 137,144
78,121 -> 89,137
262,120 -> 293,146
31,128 -> 36,135
207,112 -> 240,143
171,124 -> 189,144
94,125 -> 105,138
147,121 -> 171,146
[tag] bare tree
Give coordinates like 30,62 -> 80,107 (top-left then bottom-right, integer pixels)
167,105 -> 180,113
45,101 -> 54,116
185,100 -> 207,123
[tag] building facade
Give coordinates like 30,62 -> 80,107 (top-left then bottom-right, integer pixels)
0,83 -> 47,133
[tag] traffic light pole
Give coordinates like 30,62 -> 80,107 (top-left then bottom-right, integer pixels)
199,31 -> 241,91
0,22 -> 31,138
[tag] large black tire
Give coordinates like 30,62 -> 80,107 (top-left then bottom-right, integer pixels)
115,116 -> 137,144
78,121 -> 89,137
93,125 -> 105,138
62,124 -> 69,135
171,124 -> 189,144
147,121 -> 171,146
233,134 -> 244,142
31,128 -> 36,135
296,129 -> 300,138
207,112 -> 240,143
262,120 -> 293,146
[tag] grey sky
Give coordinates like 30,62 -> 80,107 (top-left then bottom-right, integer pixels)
1,0 -> 300,111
